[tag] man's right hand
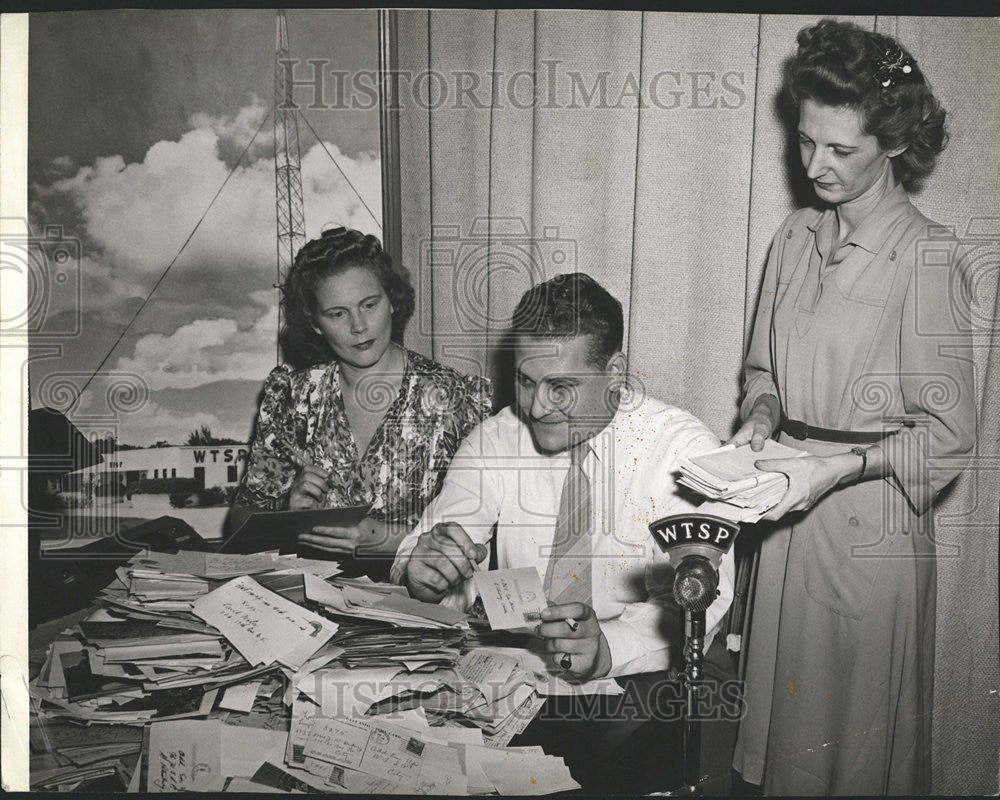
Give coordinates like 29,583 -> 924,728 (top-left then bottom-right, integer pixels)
404,522 -> 488,603
288,465 -> 330,510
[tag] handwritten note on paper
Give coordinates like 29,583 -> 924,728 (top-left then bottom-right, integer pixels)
359,724 -> 425,787
473,568 -> 547,630
304,717 -> 427,789
457,649 -> 520,701
132,551 -> 207,576
147,719 -> 224,793
302,716 -> 371,770
202,553 -> 280,576
312,762 -> 406,794
287,696 -> 318,766
191,575 -> 338,670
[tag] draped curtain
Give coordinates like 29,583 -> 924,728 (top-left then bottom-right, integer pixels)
393,11 -> 999,793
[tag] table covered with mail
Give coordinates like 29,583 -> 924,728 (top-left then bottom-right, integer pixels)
29,550 -> 626,793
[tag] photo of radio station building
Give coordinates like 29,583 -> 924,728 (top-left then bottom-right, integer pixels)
63,444 -> 249,501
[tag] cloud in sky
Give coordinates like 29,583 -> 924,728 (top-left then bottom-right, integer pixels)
32,101 -> 382,412
113,291 -> 278,391
45,100 -> 381,289
109,398 -> 228,448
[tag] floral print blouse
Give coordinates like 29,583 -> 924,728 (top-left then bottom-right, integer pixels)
236,348 -> 493,526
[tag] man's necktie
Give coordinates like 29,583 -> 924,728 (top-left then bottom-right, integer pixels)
543,442 -> 594,606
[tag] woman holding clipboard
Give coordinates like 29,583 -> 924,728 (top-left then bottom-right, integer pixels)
231,227 -> 492,568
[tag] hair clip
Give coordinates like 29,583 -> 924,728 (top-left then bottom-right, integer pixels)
872,43 -> 916,89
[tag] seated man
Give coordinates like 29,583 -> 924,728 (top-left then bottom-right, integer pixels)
391,272 -> 736,793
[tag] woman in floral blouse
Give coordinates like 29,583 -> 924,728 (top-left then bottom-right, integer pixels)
233,227 -> 492,563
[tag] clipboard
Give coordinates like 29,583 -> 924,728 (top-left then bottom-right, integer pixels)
218,504 -> 371,554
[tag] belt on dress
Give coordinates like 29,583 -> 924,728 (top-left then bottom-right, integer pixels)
780,416 -> 914,445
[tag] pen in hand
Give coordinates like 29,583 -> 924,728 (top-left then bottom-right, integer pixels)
276,436 -> 333,512
275,434 -> 314,468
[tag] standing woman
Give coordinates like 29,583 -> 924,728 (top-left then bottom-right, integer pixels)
232,227 -> 492,566
730,20 -> 975,795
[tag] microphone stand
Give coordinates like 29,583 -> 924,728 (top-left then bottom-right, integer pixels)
678,607 -> 706,795
660,553 -> 718,796
645,513 -> 739,798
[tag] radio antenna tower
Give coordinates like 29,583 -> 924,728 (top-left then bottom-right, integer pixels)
274,9 -> 306,361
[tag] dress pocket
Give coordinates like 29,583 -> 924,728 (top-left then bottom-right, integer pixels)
801,483 -> 890,620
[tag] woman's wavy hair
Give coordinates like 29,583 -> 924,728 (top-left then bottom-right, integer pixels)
278,227 -> 415,369
784,19 -> 947,190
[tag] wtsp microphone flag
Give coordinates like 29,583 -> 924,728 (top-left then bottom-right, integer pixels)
648,513 -> 741,613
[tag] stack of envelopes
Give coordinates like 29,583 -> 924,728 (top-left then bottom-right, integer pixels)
30,553 -> 598,793
28,717 -> 144,791
29,551 -> 342,788
304,574 -> 468,669
677,440 -> 808,522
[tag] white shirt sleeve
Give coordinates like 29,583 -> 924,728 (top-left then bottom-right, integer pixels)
600,415 -> 735,678
390,419 -> 502,611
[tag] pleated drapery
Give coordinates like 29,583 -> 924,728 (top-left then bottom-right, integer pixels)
393,11 -> 1000,794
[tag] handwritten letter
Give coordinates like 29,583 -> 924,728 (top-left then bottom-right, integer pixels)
473,568 -> 547,630
191,575 -> 337,670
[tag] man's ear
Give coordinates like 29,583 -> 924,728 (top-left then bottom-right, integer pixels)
606,351 -> 627,390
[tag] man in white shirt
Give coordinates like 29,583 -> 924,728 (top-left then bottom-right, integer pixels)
392,272 -> 734,679
391,272 -> 737,792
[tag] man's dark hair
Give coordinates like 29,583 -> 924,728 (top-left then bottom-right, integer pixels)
510,272 -> 624,367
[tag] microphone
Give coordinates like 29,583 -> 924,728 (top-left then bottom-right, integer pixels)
648,513 -> 740,613
647,512 -> 741,795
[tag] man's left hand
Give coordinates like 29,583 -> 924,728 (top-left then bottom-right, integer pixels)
534,602 -> 612,681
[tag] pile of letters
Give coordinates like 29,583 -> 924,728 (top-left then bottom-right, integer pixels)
28,550 -> 612,793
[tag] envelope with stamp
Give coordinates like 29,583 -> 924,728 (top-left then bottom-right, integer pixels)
472,568 -> 547,631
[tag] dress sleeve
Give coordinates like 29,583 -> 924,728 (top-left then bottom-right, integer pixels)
740,222 -> 788,421
235,365 -> 301,511
880,235 -> 977,515
454,374 -> 493,440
